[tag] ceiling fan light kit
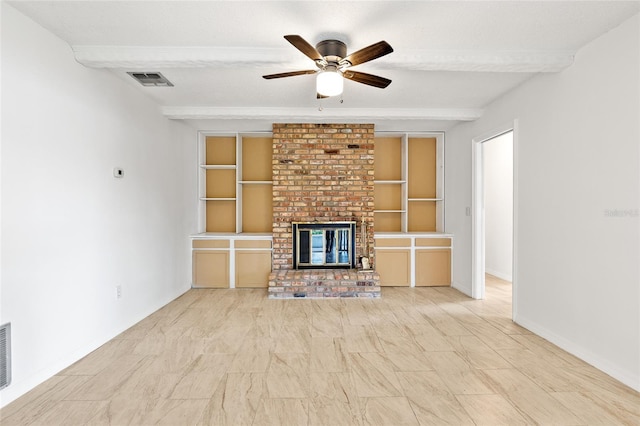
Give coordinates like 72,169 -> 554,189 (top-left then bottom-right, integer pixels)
263,35 -> 393,98
317,67 -> 343,97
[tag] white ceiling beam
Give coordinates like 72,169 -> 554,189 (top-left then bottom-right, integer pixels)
73,46 -> 295,69
73,46 -> 574,73
385,49 -> 574,72
160,106 -> 484,121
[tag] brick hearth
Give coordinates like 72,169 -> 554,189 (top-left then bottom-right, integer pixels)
268,269 -> 381,299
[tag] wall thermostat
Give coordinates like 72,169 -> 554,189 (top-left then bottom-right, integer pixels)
113,168 -> 124,178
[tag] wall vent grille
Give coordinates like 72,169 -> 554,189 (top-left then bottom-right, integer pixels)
0,323 -> 10,390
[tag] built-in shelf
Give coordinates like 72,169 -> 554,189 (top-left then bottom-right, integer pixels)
374,133 -> 444,233
199,133 -> 273,233
200,165 -> 236,170
374,180 -> 407,184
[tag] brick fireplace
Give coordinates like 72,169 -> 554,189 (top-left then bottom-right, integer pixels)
292,221 -> 356,269
268,123 -> 380,298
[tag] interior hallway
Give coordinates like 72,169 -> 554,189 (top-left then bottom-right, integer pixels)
1,277 -> 638,425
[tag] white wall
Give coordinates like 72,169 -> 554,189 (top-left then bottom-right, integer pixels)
484,132 -> 513,281
446,14 -> 639,390
0,3 -> 198,407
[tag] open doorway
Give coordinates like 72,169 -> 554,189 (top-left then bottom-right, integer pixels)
472,123 -> 517,313
484,132 -> 513,282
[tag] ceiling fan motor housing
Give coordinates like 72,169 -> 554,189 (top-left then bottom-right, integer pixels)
316,39 -> 347,62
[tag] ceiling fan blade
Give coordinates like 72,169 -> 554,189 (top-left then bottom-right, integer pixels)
342,41 -> 393,67
317,93 -> 329,99
343,70 -> 392,88
263,70 -> 317,79
284,35 -> 323,62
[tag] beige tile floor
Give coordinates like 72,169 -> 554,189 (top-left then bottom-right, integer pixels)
1,275 -> 639,425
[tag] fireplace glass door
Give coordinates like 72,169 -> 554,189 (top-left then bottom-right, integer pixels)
293,222 -> 356,269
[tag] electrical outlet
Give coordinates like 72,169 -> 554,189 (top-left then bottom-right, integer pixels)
116,285 -> 122,299
466,207 -> 471,216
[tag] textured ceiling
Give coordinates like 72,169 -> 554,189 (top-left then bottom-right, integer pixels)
7,1 -> 640,130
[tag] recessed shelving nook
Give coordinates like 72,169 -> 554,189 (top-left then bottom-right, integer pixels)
193,133 -> 274,288
202,135 -> 236,232
374,133 -> 445,232
198,133 -> 273,233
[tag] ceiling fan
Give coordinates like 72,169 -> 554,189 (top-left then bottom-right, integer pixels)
263,35 -> 393,98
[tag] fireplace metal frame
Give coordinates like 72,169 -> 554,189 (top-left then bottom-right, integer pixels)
292,221 -> 357,269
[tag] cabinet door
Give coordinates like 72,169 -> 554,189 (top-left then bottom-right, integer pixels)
415,249 -> 451,286
375,249 -> 410,286
235,250 -> 272,288
193,251 -> 230,288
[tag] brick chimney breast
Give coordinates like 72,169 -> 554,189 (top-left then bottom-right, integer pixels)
272,123 -> 375,270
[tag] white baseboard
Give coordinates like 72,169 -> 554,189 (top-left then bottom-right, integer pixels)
1,334 -> 117,407
0,285 -> 191,408
485,267 -> 512,282
513,314 -> 640,392
451,280 -> 472,297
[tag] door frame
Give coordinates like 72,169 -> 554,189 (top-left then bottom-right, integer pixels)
471,121 -> 518,314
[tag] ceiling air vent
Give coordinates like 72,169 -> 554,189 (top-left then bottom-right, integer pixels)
127,72 -> 174,87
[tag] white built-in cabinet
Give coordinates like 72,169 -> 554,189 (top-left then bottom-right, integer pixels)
192,236 -> 272,288
193,133 -> 273,288
375,235 -> 452,287
373,132 -> 451,287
